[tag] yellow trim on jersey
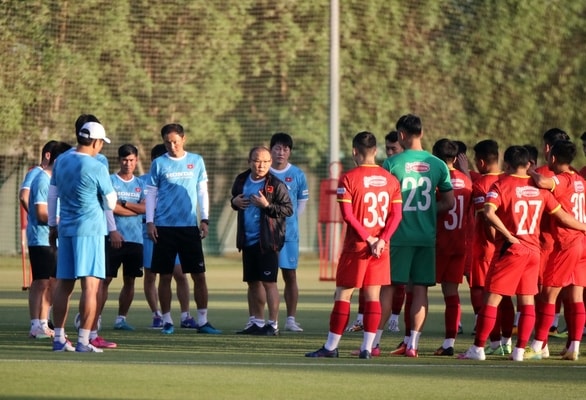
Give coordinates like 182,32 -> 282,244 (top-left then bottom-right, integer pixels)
548,204 -> 562,215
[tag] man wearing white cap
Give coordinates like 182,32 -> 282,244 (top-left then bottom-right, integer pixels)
48,120 -> 117,353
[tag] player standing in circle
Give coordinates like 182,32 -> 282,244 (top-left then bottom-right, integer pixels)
269,133 -> 309,332
305,131 -> 402,358
382,114 -> 454,357
48,121 -> 116,353
146,123 -> 221,335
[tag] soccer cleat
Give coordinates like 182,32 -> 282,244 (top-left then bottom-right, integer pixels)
502,344 -> 512,355
236,324 -> 263,335
405,348 -> 418,358
389,342 -> 407,356
305,346 -> 339,358
29,326 -> 53,339
261,324 -> 279,336
351,345 -> 381,357
345,320 -> 364,332
90,336 -> 117,348
388,319 -> 400,332
457,324 -> 464,335
541,344 -> 550,359
113,319 -> 135,331
75,342 -> 104,353
457,346 -> 486,360
523,348 -> 542,360
161,323 -> 175,335
53,340 -> 75,352
561,351 -> 579,361
359,349 -> 371,359
197,322 -> 222,334
180,317 -> 198,329
548,326 -> 568,338
509,347 -> 524,361
433,346 -> 454,356
485,345 -> 505,356
150,316 -> 163,329
285,320 -> 304,332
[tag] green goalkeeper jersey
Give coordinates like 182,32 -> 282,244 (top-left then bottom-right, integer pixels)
383,149 -> 452,247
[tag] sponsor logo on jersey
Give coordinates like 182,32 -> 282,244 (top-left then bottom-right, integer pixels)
405,162 -> 430,173
451,178 -> 466,189
474,196 -> 485,204
117,191 -> 141,199
486,191 -> 498,199
363,175 -> 388,188
516,186 -> 540,198
165,171 -> 194,179
337,187 -> 346,195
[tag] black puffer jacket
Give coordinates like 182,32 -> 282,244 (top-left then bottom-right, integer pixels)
230,169 -> 293,252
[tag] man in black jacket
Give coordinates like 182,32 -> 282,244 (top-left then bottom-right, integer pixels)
231,146 -> 293,335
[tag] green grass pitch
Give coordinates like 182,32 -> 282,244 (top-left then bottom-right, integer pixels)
1,254 -> 585,399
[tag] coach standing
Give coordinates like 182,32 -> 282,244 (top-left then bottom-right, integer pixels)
48,121 -> 116,353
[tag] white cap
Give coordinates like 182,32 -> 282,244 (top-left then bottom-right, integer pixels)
78,121 -> 111,143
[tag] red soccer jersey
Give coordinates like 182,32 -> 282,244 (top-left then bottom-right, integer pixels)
471,172 -> 502,259
549,171 -> 586,249
485,174 -> 561,253
337,164 -> 402,252
535,165 -> 556,249
436,168 -> 473,254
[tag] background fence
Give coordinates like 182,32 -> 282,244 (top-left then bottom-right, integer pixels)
2,0 -> 586,255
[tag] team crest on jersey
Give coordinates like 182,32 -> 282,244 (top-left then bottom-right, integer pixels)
187,164 -> 194,169
405,162 -> 430,173
486,191 -> 498,199
574,180 -> 585,192
451,178 -> 466,189
363,175 -> 387,188
285,177 -> 292,182
135,187 -> 142,193
516,186 -> 540,198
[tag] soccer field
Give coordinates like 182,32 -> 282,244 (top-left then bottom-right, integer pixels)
1,254 -> 585,400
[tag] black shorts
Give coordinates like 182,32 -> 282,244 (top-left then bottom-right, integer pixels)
242,243 -> 279,283
151,226 -> 206,275
107,241 -> 144,278
28,246 -> 57,280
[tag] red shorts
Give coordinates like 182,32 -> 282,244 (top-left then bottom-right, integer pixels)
336,248 -> 391,288
566,235 -> 586,287
485,243 -> 539,296
436,251 -> 465,284
542,242 -> 583,287
469,256 -> 492,288
538,246 -> 554,285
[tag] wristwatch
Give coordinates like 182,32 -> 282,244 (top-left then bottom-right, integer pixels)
120,200 -> 127,208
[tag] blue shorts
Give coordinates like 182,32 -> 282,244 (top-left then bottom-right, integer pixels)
57,236 -> 106,279
278,240 -> 299,270
143,237 -> 154,269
